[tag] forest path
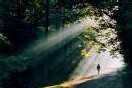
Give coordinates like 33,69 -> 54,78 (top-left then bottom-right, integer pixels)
74,72 -> 123,88
44,51 -> 125,88
69,50 -> 125,88
44,69 -> 124,88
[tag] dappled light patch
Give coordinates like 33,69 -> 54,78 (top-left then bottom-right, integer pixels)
81,50 -> 91,58
44,74 -> 97,88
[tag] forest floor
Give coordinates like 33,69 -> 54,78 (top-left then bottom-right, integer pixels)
43,51 -> 129,88
44,69 -> 132,88
74,71 -> 123,88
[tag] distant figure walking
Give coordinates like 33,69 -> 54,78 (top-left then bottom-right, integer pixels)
97,64 -> 101,75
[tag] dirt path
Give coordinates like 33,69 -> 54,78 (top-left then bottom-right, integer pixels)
44,50 -> 126,88
45,72 -> 120,88
74,72 -> 123,88
44,70 -> 132,88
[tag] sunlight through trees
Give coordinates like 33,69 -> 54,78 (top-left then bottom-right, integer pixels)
0,0 -> 131,88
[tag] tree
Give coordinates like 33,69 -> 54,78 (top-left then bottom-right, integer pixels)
116,0 -> 132,68
45,0 -> 50,32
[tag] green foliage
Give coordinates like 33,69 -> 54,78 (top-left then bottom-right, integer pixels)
0,33 -> 11,46
0,0 -> 119,87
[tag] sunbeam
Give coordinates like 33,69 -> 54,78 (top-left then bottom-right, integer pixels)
23,16 -> 99,64
69,48 -> 124,80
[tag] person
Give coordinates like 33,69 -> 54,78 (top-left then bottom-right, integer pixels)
97,64 -> 101,75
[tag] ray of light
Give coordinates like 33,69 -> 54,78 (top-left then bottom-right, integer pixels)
22,16 -> 99,64
69,48 -> 124,80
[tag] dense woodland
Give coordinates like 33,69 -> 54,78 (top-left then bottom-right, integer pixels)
0,0 -> 132,88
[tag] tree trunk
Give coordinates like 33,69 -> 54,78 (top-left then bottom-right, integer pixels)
45,0 -> 49,32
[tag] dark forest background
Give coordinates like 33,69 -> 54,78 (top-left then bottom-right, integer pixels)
0,0 -> 132,88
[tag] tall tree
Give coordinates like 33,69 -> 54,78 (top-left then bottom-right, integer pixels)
45,0 -> 50,32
